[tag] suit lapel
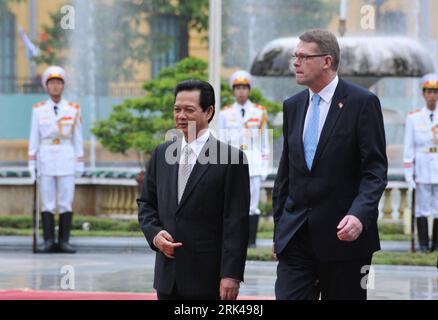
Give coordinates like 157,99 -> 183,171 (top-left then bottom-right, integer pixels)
297,93 -> 311,173
175,136 -> 214,213
311,79 -> 348,170
169,140 -> 181,214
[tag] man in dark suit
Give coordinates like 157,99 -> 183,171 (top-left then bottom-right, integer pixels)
273,29 -> 388,300
137,79 -> 250,300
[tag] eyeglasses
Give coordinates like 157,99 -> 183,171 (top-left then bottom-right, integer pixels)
291,53 -> 328,63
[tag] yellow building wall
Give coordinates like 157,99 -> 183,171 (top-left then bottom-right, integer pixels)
428,1 -> 438,38
10,0 -> 68,79
9,0 -> 208,83
341,0 -> 437,37
9,1 -> 437,84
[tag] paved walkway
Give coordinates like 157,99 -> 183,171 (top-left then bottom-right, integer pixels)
1,235 -> 436,300
0,236 -> 412,253
0,251 -> 436,299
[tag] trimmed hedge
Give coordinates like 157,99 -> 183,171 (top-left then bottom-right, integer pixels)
0,215 -> 140,232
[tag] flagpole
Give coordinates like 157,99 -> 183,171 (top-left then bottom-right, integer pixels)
29,0 -> 38,79
208,0 -> 222,137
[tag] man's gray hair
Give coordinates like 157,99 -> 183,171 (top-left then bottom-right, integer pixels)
299,29 -> 340,71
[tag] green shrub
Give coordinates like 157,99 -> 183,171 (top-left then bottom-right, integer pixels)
258,202 -> 273,217
0,215 -> 138,231
128,219 -> 141,232
378,222 -> 404,234
0,216 -> 33,229
258,218 -> 274,232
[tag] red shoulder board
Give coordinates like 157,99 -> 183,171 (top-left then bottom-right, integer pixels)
408,108 -> 421,115
68,102 -> 80,109
33,101 -> 45,108
254,104 -> 267,111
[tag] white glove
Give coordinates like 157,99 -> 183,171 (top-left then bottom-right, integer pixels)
406,179 -> 416,191
75,162 -> 84,178
404,166 -> 415,190
28,163 -> 36,182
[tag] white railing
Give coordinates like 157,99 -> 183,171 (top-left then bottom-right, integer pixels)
0,169 -> 413,232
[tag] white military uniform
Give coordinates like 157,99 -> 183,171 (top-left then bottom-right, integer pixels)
404,106 -> 438,217
28,99 -> 84,213
220,100 -> 270,215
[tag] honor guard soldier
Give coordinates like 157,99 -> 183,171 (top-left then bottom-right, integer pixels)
404,73 -> 438,252
28,66 -> 84,253
220,70 -> 270,247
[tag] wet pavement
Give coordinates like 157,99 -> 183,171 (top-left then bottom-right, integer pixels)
0,250 -> 437,300
0,236 -> 413,253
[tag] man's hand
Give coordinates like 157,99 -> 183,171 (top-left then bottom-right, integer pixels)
272,243 -> 277,261
153,230 -> 182,259
337,215 -> 363,241
220,278 -> 240,300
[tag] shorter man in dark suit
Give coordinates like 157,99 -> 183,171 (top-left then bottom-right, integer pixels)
137,80 -> 250,300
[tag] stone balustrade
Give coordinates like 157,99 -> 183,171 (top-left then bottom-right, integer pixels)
0,169 -> 414,233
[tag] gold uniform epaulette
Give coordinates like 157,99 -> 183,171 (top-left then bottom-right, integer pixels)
408,108 -> 421,115
68,102 -> 80,109
254,104 -> 267,111
33,101 -> 45,108
221,105 -> 232,111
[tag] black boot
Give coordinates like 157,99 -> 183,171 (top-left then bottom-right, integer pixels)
58,212 -> 76,253
417,217 -> 429,252
430,219 -> 438,252
36,211 -> 56,253
248,215 -> 260,248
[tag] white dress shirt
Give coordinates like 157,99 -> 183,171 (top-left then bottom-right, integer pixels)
303,75 -> 339,142
179,129 -> 210,170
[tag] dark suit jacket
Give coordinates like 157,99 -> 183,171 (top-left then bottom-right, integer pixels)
273,78 -> 388,261
137,135 -> 250,297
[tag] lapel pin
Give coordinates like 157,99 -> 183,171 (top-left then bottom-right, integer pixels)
338,102 -> 344,109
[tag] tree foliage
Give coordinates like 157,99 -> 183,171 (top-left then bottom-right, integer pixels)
92,57 -> 281,170
0,0 -> 25,17
33,11 -> 67,66
34,0 -> 209,81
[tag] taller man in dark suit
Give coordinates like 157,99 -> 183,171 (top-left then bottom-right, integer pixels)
138,80 -> 250,300
273,30 -> 388,300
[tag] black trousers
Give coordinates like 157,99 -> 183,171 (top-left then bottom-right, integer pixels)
157,283 -> 220,300
275,222 -> 372,300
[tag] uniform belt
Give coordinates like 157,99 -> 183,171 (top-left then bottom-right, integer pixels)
41,138 -> 71,145
418,147 -> 438,153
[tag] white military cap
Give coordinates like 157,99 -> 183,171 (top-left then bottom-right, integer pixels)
421,73 -> 438,89
42,65 -> 66,89
229,70 -> 253,89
